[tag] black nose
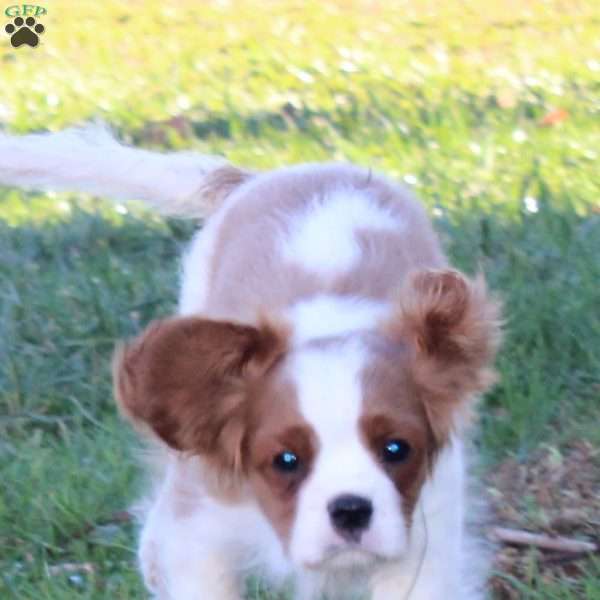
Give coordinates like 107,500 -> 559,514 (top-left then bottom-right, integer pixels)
327,494 -> 373,540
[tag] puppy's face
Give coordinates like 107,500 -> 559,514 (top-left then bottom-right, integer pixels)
246,338 -> 431,569
115,270 -> 500,571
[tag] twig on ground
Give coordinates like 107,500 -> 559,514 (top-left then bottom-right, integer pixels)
492,527 -> 598,554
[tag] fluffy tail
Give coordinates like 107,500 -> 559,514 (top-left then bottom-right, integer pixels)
0,124 -> 246,217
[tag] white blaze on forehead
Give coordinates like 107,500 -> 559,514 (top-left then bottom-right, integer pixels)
281,188 -> 401,276
287,295 -> 390,344
289,340 -> 366,442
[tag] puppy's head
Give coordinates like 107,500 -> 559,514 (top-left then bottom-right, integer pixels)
114,269 -> 500,570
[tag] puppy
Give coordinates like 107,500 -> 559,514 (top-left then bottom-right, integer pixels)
0,127 -> 501,599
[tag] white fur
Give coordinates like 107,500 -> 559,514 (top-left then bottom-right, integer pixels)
281,188 -> 400,276
287,295 -> 389,344
0,125 -> 227,216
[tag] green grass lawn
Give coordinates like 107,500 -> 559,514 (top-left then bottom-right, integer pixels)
1,1 -> 599,598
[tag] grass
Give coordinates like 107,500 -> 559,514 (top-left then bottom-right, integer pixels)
1,1 -> 599,598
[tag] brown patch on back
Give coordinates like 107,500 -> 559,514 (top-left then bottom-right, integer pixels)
333,226 -> 447,300
201,164 -> 447,323
332,175 -> 447,299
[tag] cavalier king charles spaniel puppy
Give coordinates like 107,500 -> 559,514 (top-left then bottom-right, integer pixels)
0,127 -> 501,600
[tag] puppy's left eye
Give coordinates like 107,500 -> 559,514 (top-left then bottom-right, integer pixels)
273,450 -> 300,473
382,439 -> 411,464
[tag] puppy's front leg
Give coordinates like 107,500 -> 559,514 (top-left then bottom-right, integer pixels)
370,551 -> 462,600
294,571 -> 324,600
164,548 -> 243,600
370,522 -> 460,600
140,521 -> 242,600
371,569 -> 445,600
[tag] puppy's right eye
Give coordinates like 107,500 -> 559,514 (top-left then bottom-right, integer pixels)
273,450 -> 299,473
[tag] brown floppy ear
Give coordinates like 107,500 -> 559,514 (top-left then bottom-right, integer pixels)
386,269 -> 502,443
113,316 -> 287,472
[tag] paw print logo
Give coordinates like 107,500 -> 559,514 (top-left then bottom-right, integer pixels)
5,16 -> 45,48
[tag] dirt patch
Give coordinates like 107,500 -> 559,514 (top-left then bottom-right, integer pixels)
487,440 -> 600,598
